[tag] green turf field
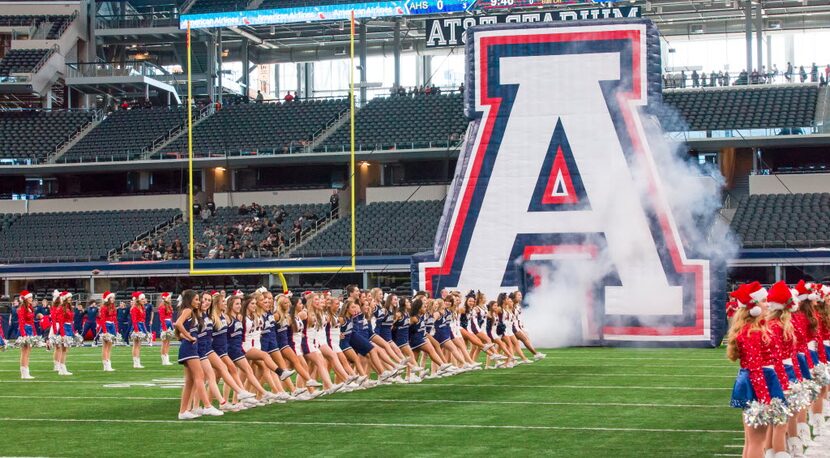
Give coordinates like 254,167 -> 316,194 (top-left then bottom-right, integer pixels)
0,346 -> 742,457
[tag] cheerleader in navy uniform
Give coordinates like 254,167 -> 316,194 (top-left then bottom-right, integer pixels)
346,299 -> 400,381
174,290 -> 221,419
16,290 -> 37,379
459,292 -> 500,364
129,292 -> 149,368
158,292 -> 175,365
501,294 -> 530,364
727,283 -> 789,458
55,291 -> 77,376
258,290 -> 298,394
408,298 -> 453,377
337,299 -> 372,382
325,295 -> 364,385
207,292 -> 260,411
433,298 -> 474,369
99,292 -> 118,371
487,300 -> 513,367
445,293 -> 482,370
371,292 -> 408,366
193,291 -> 232,412
309,293 -> 355,387
509,291 -> 545,360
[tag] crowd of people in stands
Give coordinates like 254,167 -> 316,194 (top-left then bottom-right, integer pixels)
391,84 -> 445,97
128,237 -> 186,261
663,63 -> 830,89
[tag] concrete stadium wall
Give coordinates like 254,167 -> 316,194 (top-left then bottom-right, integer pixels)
749,173 -> 830,195
365,185 -> 449,204
213,189 -> 333,207
0,194 -> 189,214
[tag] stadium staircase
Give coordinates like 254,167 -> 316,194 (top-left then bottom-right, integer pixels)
109,212 -> 184,261
305,107 -> 352,153
284,210 -> 341,257
46,110 -> 104,163
142,104 -> 215,160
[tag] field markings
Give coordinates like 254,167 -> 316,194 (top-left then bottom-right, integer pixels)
0,417 -> 743,434
0,394 -> 728,409
0,380 -> 730,390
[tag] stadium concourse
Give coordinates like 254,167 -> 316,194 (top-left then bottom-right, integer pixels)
2,0 -> 830,456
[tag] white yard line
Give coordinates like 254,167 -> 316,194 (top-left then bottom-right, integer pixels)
0,417 -> 742,434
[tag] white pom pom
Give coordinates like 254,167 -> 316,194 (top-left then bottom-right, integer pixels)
749,306 -> 762,317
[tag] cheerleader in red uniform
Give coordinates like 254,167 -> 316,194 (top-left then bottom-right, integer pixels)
727,283 -> 789,458
55,291 -> 76,376
791,280 -> 820,444
158,292 -> 175,366
49,290 -> 63,372
817,285 -> 830,424
796,282 -> 829,439
99,291 -> 118,371
16,290 -> 37,379
129,292 -> 149,368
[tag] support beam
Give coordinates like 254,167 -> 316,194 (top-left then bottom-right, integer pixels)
744,0 -> 753,81
217,29 -> 224,104
393,18 -> 401,89
239,37 -> 250,99
273,63 -> 280,98
359,21 -> 368,105
206,33 -> 216,102
304,62 -> 313,99
755,1 -> 763,74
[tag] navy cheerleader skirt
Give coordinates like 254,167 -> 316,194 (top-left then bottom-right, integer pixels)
276,328 -> 290,351
797,353 -> 812,380
178,339 -> 199,364
809,350 -> 819,365
228,342 -> 245,362
730,367 -> 786,408
393,327 -> 409,347
339,335 -> 352,352
377,325 -> 393,342
349,332 -> 374,356
197,337 -> 214,360
261,333 -> 278,353
434,326 -> 452,345
784,364 -> 798,382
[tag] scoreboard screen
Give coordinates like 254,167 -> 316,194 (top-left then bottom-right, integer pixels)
481,0 -> 620,11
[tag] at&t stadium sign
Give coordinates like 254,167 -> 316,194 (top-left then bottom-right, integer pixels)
426,5 -> 640,47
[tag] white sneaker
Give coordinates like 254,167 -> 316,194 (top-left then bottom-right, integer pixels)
61,365 -> 73,376
438,363 -> 453,372
305,379 -> 322,388
133,358 -> 144,369
279,369 -> 296,381
238,391 -> 255,401
356,375 -> 369,385
191,408 -> 204,416
361,379 -> 377,388
534,352 -> 546,360
391,376 -> 407,384
379,370 -> 393,381
407,374 -> 422,383
20,367 -> 34,380
178,411 -> 198,420
345,374 -> 359,384
240,396 -> 261,407
325,383 -> 344,395
306,390 -> 323,400
292,388 -> 308,397
481,343 -> 495,352
491,354 -> 507,361
273,392 -> 292,401
220,402 -> 241,412
202,406 -> 224,416
347,382 -> 361,390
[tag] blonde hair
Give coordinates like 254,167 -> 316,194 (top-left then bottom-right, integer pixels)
726,307 -> 767,362
766,308 -> 795,343
210,294 -> 224,328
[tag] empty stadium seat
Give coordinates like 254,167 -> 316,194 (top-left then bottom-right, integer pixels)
294,200 -> 443,257
661,85 -> 818,132
63,107 -> 188,162
162,99 -> 348,156
319,94 -> 467,151
0,49 -> 50,76
730,193 -> 830,248
0,209 -> 180,263
0,110 -> 94,161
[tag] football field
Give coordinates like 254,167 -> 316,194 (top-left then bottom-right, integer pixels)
0,346 -> 741,457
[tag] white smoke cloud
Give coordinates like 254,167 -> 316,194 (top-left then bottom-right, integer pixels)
522,105 -> 739,348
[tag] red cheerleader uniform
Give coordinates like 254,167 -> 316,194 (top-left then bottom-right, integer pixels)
17,304 -> 34,336
130,305 -> 146,332
792,311 -> 815,370
158,306 -> 173,331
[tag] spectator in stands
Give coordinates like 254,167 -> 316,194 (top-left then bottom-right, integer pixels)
785,62 -> 793,82
284,91 -> 295,102
724,71 -> 730,86
709,70 -> 717,87
799,65 -> 807,83
691,70 -> 699,88
120,99 -> 130,110
811,63 -> 818,82
459,82 -> 464,95
680,71 -> 687,88
239,204 -> 249,215
256,90 -> 264,103
825,64 -> 830,83
771,64 -> 779,82
172,239 -> 183,259
293,218 -> 302,242
142,99 -> 153,109
330,192 -> 339,216
701,72 -> 708,87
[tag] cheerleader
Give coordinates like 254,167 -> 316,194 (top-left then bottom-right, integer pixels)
408,298 -> 453,377
360,298 -> 405,377
325,295 -> 364,385
274,294 -> 320,391
487,300 -> 512,367
7,300 -> 18,341
49,290 -> 63,371
433,297 -> 476,369
794,281 -> 828,440
498,293 -> 528,364
727,283 -> 789,458
158,292 -> 175,365
819,286 -> 830,421
791,281 -> 820,445
206,291 -> 260,411
291,295 -> 341,394
257,290 -> 297,393
347,299 -> 403,380
243,294 -> 300,400
16,290 -> 37,379
458,292 -> 499,363
804,283 -> 829,435
308,293 -> 355,387
509,291 -> 545,360
174,290 -> 221,419
337,299 -> 372,382
55,291 -> 77,376
225,294 -> 286,404
144,297 -> 155,345
370,291 -> 408,368
99,291 -> 118,371
445,293 -> 481,370
129,292 -> 149,368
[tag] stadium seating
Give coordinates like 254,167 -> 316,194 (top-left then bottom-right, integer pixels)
0,209 -> 180,263
62,107 -> 188,162
0,49 -> 49,76
162,99 -> 348,156
0,110 -> 94,161
730,193 -> 830,248
661,85 -> 818,132
318,94 -> 467,151
293,200 -> 443,257
189,0 -> 249,14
